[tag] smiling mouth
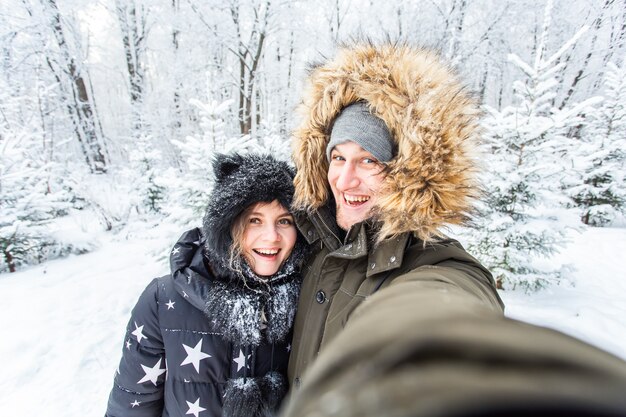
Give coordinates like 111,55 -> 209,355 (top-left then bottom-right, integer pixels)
253,249 -> 280,259
344,194 -> 370,207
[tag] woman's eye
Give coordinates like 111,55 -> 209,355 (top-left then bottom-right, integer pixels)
249,217 -> 261,224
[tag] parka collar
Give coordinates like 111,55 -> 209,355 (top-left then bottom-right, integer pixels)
298,207 -> 409,277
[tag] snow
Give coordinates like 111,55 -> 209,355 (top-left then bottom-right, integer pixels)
0,225 -> 625,416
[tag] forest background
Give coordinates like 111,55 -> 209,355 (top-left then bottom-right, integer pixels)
1,0 -> 626,415
2,0 -> 625,288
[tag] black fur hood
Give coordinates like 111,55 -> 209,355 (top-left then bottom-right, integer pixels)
202,153 -> 300,279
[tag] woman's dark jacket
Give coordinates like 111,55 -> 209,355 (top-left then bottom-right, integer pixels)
105,228 -> 300,417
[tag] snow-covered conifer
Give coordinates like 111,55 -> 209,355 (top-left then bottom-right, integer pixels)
467,5 -> 592,291
160,98 -> 291,230
0,116 -> 86,272
125,135 -> 167,214
566,59 -> 626,226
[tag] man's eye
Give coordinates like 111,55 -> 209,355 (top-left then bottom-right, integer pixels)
363,158 -> 378,164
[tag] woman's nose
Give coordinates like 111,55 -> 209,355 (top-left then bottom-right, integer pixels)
262,224 -> 281,241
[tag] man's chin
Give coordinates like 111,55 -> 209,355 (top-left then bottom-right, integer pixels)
336,211 -> 369,231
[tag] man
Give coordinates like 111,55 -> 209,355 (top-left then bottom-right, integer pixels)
287,43 -> 504,387
283,43 -> 626,417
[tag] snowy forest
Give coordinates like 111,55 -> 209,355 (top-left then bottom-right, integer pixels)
1,0 -> 625,291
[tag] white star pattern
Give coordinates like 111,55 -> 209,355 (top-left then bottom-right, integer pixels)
166,299 -> 175,310
126,339 -> 132,349
132,322 -> 147,343
183,291 -> 189,298
233,349 -> 250,372
131,400 -> 141,408
137,358 -> 166,386
172,246 -> 180,255
181,339 -> 212,373
186,397 -> 206,417
286,343 -> 291,352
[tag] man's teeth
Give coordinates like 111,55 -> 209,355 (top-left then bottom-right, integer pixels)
255,249 -> 279,255
344,195 -> 370,203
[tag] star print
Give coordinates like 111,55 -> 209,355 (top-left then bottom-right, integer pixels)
126,339 -> 132,349
166,299 -> 175,310
132,322 -> 147,343
181,339 -> 212,373
172,246 -> 180,255
131,400 -> 141,408
233,349 -> 250,372
137,358 -> 166,386
186,397 -> 206,417
286,343 -> 291,352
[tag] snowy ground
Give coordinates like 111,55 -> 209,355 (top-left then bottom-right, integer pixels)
0,225 -> 625,417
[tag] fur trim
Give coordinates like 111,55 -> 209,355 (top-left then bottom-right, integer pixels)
203,277 -> 300,346
223,372 -> 287,417
292,42 -> 482,242
202,242 -> 306,346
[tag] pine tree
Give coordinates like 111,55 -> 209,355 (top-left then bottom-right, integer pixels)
467,5 -> 594,291
0,125 -> 77,273
126,135 -> 167,215
567,59 -> 626,226
160,98 -> 272,230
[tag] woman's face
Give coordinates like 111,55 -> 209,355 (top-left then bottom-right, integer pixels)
242,200 -> 297,277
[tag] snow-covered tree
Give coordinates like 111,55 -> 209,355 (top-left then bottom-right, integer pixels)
126,136 -> 167,214
467,3 -> 594,291
161,98 -> 257,228
0,115 -> 88,273
566,59 -> 626,226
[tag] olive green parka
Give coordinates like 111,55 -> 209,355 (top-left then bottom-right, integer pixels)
287,43 -> 505,387
284,43 -> 626,417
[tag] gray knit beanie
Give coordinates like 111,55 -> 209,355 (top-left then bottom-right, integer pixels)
326,101 -> 394,162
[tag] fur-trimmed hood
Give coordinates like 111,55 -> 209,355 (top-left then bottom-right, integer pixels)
292,43 -> 482,242
203,152 -> 299,277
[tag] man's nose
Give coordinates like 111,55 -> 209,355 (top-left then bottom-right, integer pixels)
335,164 -> 360,191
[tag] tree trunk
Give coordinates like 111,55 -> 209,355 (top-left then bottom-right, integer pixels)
559,0 -> 610,109
3,248 -> 16,273
115,0 -> 145,132
232,0 -> 269,135
46,0 -> 106,173
171,0 -> 182,131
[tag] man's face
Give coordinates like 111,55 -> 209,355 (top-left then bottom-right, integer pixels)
327,141 -> 386,230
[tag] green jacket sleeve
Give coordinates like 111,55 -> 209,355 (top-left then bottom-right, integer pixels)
281,271 -> 626,417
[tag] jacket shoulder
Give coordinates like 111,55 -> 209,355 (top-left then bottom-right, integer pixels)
390,237 -> 504,311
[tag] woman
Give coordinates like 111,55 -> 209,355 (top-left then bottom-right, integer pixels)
106,153 -> 307,417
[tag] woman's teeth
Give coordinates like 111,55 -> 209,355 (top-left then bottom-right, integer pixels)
254,249 -> 279,256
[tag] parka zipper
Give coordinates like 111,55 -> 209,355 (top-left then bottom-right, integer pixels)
315,211 -> 341,248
